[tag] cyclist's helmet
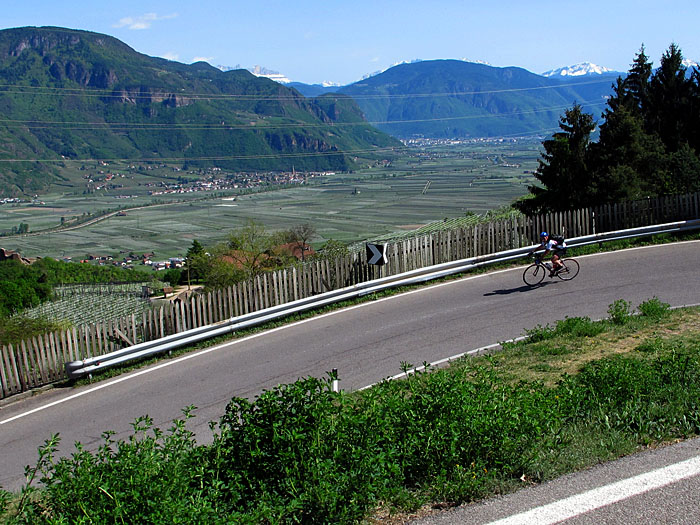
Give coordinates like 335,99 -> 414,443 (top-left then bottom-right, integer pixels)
540,231 -> 548,238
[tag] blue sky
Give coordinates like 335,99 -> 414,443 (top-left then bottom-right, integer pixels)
2,1 -> 699,85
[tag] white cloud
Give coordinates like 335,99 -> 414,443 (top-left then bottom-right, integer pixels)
114,12 -> 178,30
161,52 -> 179,61
192,56 -> 214,64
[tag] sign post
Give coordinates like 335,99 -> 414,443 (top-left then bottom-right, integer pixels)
366,243 -> 388,279
366,243 -> 388,266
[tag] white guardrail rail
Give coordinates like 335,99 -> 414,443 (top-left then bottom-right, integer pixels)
65,219 -> 700,379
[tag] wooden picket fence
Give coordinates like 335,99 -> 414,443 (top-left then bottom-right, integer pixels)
1,191 -> 699,399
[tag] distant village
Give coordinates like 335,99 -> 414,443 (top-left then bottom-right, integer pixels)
78,162 -> 335,197
77,252 -> 186,271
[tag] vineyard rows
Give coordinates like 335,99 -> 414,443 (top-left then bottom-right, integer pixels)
22,282 -> 156,326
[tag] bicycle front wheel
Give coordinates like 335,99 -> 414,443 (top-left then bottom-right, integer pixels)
557,258 -> 580,281
523,263 -> 546,286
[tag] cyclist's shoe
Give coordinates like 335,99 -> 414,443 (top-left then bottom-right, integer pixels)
549,270 -> 556,277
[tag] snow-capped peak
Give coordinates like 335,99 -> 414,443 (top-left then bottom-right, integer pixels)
459,58 -> 492,66
682,59 -> 699,69
249,65 -> 292,84
542,62 -> 612,77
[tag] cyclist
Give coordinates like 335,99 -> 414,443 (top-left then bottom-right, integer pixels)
530,232 -> 566,277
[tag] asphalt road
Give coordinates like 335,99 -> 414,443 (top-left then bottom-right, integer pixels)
1,241 -> 699,496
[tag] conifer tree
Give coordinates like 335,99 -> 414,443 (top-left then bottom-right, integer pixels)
646,43 -> 693,152
625,45 -> 653,114
515,104 -> 596,214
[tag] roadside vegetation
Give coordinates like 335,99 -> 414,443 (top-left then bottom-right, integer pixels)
2,297 -> 699,524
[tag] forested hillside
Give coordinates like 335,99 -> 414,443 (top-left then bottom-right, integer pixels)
0,26 -> 401,196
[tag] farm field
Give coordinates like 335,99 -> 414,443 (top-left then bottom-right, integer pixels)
0,139 -> 540,261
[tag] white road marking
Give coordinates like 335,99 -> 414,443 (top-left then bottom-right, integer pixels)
486,455 -> 700,524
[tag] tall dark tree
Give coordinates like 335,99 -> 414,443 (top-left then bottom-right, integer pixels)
516,104 -> 596,214
592,102 -> 674,200
646,43 -> 693,152
604,46 -> 652,117
689,67 -> 700,153
625,45 -> 653,114
185,239 -> 207,284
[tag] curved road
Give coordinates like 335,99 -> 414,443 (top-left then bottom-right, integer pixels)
1,241 -> 699,494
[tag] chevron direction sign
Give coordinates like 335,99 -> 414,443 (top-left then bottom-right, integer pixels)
366,243 -> 388,265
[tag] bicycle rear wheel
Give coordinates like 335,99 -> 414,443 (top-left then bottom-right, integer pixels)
557,258 -> 580,281
523,263 -> 546,286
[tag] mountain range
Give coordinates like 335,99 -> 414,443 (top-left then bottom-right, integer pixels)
0,26 -> 400,196
284,58 -> 623,139
541,62 -> 614,77
332,60 -> 618,138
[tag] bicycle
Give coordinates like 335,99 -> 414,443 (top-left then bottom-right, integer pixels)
522,254 -> 580,286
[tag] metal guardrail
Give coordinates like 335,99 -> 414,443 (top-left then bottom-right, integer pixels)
65,219 -> 700,379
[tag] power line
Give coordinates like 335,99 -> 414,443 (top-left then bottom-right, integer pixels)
0,77 -> 615,101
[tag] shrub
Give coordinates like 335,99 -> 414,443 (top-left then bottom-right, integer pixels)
523,324 -> 556,343
638,297 -> 671,319
555,316 -> 605,337
607,299 -> 632,325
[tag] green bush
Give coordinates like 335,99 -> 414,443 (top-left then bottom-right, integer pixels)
558,351 -> 700,441
555,316 -> 605,337
523,323 -> 556,343
607,299 -> 632,325
522,316 -> 604,344
638,297 -> 671,319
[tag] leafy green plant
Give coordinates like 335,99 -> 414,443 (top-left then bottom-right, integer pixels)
0,489 -> 10,518
523,323 -> 556,343
554,316 -> 605,337
638,296 -> 671,319
635,337 -> 665,353
607,299 -> 632,325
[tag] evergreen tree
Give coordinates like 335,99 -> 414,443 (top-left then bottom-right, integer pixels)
625,45 -> 653,114
592,104 -> 669,200
689,67 -> 700,152
185,240 -> 207,283
646,43 -> 693,152
516,104 -> 596,214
